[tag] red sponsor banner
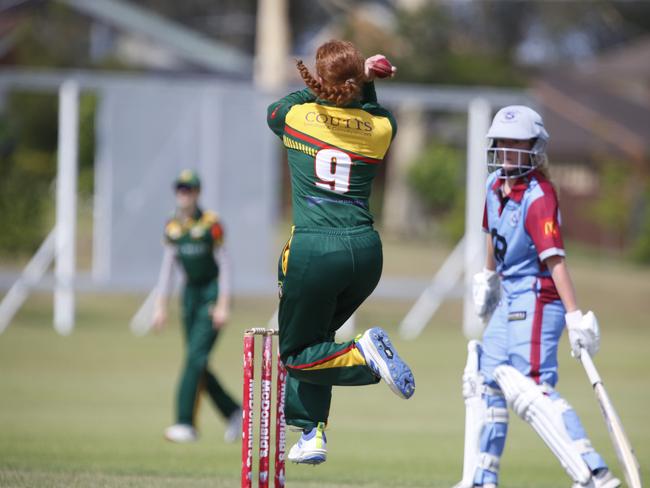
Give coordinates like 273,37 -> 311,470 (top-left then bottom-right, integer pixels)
274,348 -> 287,488
242,329 -> 285,488
241,334 -> 255,488
258,334 -> 273,488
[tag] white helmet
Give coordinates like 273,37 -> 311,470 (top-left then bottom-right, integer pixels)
486,105 -> 549,179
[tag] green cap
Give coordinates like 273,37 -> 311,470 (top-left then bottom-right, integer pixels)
174,169 -> 201,189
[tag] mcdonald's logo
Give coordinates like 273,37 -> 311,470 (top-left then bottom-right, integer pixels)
543,219 -> 557,237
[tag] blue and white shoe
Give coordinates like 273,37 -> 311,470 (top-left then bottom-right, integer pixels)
287,422 -> 327,465
356,327 -> 415,399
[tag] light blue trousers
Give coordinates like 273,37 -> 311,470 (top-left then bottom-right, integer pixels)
474,282 -> 607,486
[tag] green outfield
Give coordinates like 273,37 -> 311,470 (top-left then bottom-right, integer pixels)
0,244 -> 649,487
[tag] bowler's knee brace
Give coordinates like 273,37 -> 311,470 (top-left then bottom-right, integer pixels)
494,365 -> 591,484
457,341 -> 509,488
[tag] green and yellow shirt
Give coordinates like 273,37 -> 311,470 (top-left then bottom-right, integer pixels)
164,208 -> 224,286
267,82 -> 397,228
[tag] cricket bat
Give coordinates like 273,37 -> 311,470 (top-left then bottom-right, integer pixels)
580,348 -> 642,488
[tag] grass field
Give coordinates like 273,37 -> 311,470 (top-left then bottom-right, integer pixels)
0,243 -> 649,487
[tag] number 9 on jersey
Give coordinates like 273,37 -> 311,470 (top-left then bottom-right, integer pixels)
314,149 -> 352,194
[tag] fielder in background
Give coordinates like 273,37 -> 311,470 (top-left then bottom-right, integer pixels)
454,107 -> 620,488
152,169 -> 241,444
266,40 -> 415,465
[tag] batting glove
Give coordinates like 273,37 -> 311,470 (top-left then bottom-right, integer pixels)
472,268 -> 500,322
565,310 -> 600,358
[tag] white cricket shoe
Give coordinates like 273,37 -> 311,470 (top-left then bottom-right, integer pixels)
572,469 -> 621,488
224,408 -> 242,443
287,422 -> 327,465
164,423 -> 198,443
356,327 -> 415,399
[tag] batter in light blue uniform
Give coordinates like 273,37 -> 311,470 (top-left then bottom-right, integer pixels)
454,106 -> 620,488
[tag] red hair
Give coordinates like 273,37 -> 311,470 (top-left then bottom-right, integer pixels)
296,40 -> 364,106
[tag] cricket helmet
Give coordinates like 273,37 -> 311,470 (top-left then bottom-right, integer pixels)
486,105 -> 549,179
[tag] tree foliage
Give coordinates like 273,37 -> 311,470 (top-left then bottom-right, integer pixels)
631,186 -> 650,264
391,4 -> 524,86
0,4 -> 99,256
0,99 -> 55,255
407,141 -> 465,241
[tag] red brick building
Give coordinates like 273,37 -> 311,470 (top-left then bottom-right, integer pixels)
533,37 -> 650,249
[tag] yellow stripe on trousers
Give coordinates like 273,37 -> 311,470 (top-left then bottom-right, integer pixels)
299,347 -> 366,371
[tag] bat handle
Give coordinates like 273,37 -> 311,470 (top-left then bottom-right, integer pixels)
579,347 -> 602,386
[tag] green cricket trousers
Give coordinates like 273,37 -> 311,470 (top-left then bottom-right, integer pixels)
278,225 -> 383,430
176,280 -> 239,426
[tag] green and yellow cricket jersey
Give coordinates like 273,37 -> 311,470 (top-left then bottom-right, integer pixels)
163,207 -> 239,427
164,208 -> 224,285
267,82 -> 397,228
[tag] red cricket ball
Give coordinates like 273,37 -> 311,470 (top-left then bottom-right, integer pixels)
370,57 -> 394,78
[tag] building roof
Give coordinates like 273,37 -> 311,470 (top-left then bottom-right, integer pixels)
533,37 -> 650,165
56,0 -> 252,76
580,35 -> 650,81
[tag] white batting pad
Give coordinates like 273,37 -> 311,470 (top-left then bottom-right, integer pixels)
457,341 -> 508,487
494,365 -> 591,484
